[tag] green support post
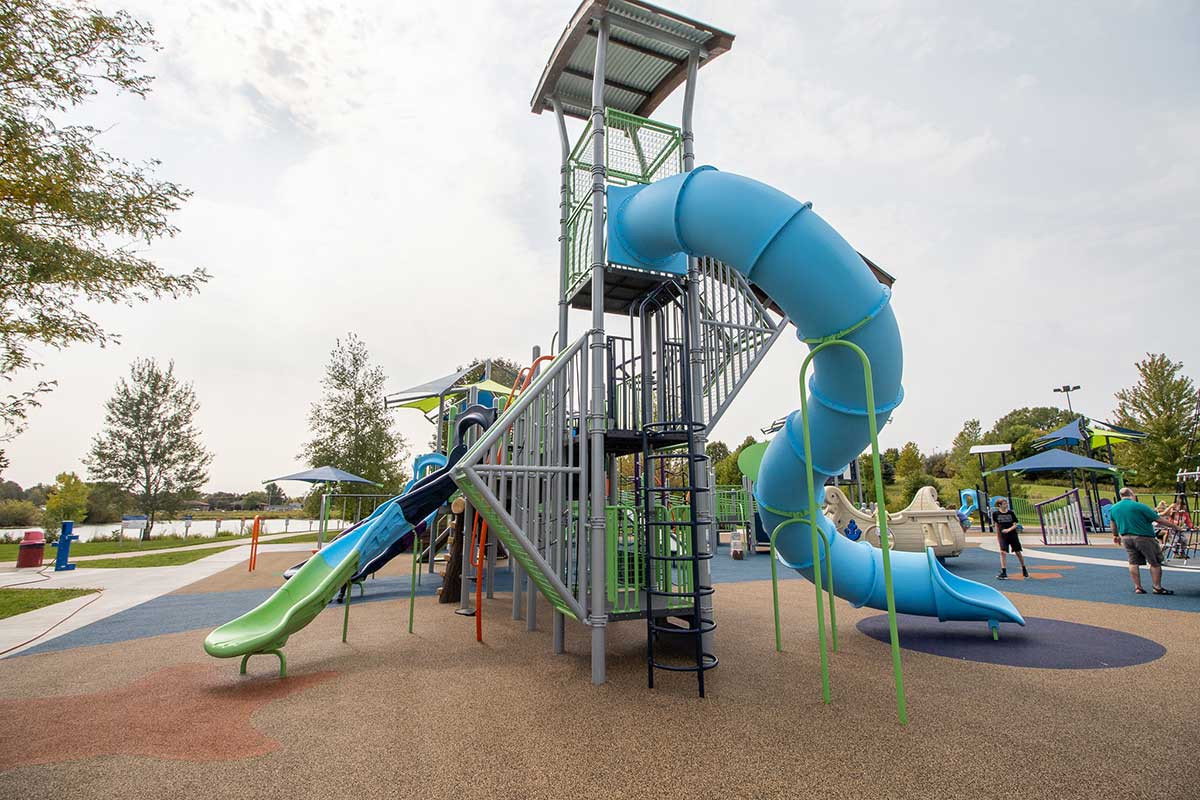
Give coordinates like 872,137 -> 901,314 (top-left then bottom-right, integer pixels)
342,581 -> 352,643
408,540 -> 420,634
797,339 -> 907,725
240,649 -> 286,678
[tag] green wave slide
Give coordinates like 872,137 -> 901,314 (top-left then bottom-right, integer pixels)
203,406 -> 495,676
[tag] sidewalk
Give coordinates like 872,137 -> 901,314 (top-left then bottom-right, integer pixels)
0,543 -> 313,658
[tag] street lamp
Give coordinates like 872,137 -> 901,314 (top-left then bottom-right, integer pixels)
1053,384 -> 1081,414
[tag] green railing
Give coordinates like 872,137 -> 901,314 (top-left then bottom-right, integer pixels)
563,108 -> 684,302
766,338 -> 908,725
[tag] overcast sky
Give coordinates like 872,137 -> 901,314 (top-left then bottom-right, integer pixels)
6,0 -> 1198,492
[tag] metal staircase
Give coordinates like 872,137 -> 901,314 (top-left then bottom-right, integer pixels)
694,256 -> 788,428
451,333 -> 593,624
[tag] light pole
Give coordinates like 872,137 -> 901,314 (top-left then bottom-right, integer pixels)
1053,384 -> 1081,414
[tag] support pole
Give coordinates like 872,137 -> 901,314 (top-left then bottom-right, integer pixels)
586,16 -> 610,685
680,49 -> 716,652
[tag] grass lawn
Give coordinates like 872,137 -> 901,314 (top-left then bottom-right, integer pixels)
0,588 -> 98,620
0,532 -> 259,563
80,546 -> 239,569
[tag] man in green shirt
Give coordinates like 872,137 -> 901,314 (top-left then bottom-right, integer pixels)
1109,487 -> 1181,595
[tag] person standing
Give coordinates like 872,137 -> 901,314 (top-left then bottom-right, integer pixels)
991,498 -> 1028,580
1110,487 -> 1181,595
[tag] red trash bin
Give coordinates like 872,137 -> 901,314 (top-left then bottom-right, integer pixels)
16,530 -> 46,568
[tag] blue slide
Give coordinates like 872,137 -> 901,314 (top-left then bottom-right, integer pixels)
608,167 -> 1023,629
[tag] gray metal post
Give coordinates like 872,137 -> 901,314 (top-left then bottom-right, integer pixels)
458,498 -> 474,613
586,15 -> 610,685
680,49 -> 716,649
553,97 -> 571,351
317,490 -> 329,549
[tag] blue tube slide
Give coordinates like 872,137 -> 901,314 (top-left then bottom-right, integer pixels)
608,167 -> 1022,627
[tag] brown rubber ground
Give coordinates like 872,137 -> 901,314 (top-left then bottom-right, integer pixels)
0,556 -> 1195,800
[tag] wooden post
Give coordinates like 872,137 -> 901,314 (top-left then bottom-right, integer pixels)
439,498 -> 466,604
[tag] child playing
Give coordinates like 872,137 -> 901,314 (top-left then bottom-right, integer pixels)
991,498 -> 1028,579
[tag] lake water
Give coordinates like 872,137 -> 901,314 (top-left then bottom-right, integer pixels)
1,517 -> 351,544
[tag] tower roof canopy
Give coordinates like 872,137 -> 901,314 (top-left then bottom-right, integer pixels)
531,0 -> 734,120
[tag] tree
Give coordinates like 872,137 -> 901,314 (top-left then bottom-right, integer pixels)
85,358 -> 212,535
85,481 -> 129,524
0,479 -> 21,500
923,451 -> 951,478
22,481 -> 50,506
948,418 -> 983,488
240,490 -> 268,510
0,498 -> 39,526
1113,353 -> 1198,488
987,406 -> 1071,461
0,0 -> 208,469
714,436 -> 759,486
43,471 -> 88,533
858,451 -> 895,487
264,482 -> 286,506
895,442 -> 923,479
706,440 -> 731,465
303,334 -> 408,492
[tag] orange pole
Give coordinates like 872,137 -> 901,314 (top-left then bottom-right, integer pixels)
248,515 -> 261,572
474,517 -> 488,642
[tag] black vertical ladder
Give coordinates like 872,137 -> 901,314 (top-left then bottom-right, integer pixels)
638,283 -> 717,697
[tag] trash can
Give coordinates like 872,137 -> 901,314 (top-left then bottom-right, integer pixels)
16,530 -> 46,568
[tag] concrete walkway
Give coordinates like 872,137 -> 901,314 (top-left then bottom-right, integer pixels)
0,543 -> 313,658
975,537 -> 1199,572
55,527 -> 329,562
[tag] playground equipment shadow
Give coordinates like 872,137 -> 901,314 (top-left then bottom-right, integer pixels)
0,552 -> 1196,800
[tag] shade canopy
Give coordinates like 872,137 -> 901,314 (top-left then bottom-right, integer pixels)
1033,418 -> 1089,449
383,366 -> 474,410
387,378 -> 514,413
1088,420 -> 1147,450
267,466 -> 381,486
984,449 -> 1124,476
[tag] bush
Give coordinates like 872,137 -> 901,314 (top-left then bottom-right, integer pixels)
0,499 -> 42,527
899,472 -> 947,507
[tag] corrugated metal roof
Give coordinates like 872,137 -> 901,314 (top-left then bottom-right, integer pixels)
531,0 -> 734,120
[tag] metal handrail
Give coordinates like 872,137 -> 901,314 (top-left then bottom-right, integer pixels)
454,331 -> 591,472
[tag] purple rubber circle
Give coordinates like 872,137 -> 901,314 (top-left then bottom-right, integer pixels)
856,614 -> 1165,669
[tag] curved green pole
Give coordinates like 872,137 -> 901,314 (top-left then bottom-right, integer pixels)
408,543 -> 419,634
798,339 -> 907,725
768,516 -> 807,653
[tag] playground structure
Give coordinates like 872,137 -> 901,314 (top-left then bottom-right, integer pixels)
205,0 -> 1026,712
825,486 -> 966,558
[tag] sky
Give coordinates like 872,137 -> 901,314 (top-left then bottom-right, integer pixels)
5,0 -> 1199,492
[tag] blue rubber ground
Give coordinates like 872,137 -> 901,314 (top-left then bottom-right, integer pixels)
14,543 -> 1198,658
856,614 -> 1166,669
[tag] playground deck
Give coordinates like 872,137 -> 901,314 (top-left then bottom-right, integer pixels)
0,544 -> 1196,800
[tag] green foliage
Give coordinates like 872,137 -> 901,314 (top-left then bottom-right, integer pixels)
0,0 -> 208,469
923,451 -> 950,478
0,479 -> 20,500
896,441 -> 922,479
1113,353 -> 1198,488
42,471 -> 88,533
705,440 -> 731,465
240,490 -> 268,509
84,481 -> 129,524
0,498 -> 40,526
899,471 -> 943,506
302,333 -> 409,493
264,482 -> 286,506
713,435 -> 758,486
859,452 -> 895,487
988,406 -> 1072,461
85,358 -> 212,534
